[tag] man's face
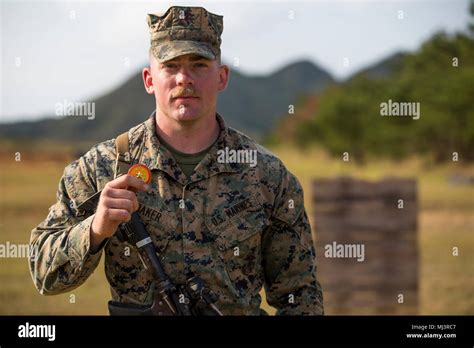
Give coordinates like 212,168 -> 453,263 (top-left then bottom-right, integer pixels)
143,53 -> 229,124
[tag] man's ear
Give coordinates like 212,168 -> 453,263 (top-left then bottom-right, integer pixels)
142,67 -> 154,95
218,64 -> 230,92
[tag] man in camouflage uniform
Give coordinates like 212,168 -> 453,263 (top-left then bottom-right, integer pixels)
29,6 -> 324,315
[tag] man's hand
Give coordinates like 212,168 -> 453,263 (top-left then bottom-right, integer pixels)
90,175 -> 150,253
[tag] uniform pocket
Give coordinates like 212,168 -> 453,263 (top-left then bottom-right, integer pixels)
206,208 -> 269,297
213,211 -> 267,251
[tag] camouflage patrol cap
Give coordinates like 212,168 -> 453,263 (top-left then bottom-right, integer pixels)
147,6 -> 223,63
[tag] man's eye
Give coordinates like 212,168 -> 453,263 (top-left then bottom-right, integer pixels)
164,64 -> 177,69
194,62 -> 207,68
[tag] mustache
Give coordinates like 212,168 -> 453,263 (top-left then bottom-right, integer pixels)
171,86 -> 198,99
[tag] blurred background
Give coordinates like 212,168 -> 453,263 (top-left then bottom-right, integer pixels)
0,0 -> 473,315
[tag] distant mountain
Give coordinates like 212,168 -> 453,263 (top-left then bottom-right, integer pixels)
0,60 -> 334,146
348,52 -> 406,80
268,51 -> 408,143
219,60 -> 334,138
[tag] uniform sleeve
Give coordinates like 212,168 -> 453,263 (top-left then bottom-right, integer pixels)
29,144 -> 113,295
262,163 -> 324,315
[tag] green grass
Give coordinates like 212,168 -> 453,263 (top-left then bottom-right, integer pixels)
0,145 -> 472,314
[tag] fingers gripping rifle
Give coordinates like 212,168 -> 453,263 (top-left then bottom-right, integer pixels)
107,212 -> 223,316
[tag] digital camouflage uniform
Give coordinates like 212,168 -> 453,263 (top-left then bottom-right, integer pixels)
29,6 -> 324,315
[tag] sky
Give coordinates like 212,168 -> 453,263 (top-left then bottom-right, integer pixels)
0,0 -> 471,122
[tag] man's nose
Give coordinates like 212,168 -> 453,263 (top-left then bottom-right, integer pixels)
176,67 -> 194,86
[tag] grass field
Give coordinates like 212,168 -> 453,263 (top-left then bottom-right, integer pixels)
0,145 -> 472,315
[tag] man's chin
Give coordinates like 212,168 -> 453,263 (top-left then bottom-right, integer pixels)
172,108 -> 202,122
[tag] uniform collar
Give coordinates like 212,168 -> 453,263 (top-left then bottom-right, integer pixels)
139,111 -> 244,186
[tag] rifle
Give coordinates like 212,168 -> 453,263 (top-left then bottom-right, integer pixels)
108,212 -> 223,316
